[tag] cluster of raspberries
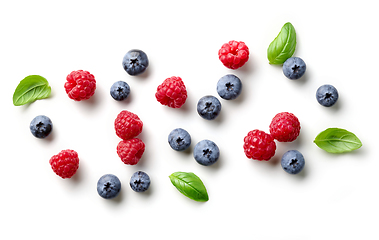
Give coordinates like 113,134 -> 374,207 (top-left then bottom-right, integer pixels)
114,110 -> 145,165
243,112 -> 301,161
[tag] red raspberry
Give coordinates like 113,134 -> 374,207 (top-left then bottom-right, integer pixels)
117,138 -> 145,165
243,130 -> 276,161
155,76 -> 187,108
64,70 -> 96,101
269,112 -> 300,142
114,110 -> 143,140
218,40 -> 249,70
49,149 -> 79,179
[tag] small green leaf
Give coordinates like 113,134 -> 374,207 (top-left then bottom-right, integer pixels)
314,128 -> 362,153
169,172 -> 209,202
267,22 -> 296,65
13,75 -> 52,106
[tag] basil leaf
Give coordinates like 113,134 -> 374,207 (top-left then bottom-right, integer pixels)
267,22 -> 296,65
13,75 -> 51,106
314,128 -> 362,153
169,172 -> 209,202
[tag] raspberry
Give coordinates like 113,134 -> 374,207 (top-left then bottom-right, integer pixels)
243,130 -> 276,161
49,149 -> 79,179
117,138 -> 145,165
269,112 -> 300,142
155,76 -> 187,108
64,70 -> 96,101
114,110 -> 143,140
218,40 -> 249,70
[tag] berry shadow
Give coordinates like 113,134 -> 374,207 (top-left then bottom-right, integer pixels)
80,87 -> 101,107
130,64 -> 152,81
238,56 -> 255,75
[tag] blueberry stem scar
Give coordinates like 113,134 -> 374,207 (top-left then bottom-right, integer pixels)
292,65 -> 300,72
289,159 -> 298,168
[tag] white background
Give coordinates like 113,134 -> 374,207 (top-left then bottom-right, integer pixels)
1,0 -> 378,239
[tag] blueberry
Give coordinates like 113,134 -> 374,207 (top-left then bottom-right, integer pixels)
197,95 -> 222,120
130,171 -> 150,192
193,139 -> 220,166
168,128 -> 191,151
281,150 -> 305,174
97,174 -> 121,199
316,84 -> 339,107
282,57 -> 306,80
216,74 -> 242,100
122,49 -> 149,76
110,81 -> 130,101
30,115 -> 53,138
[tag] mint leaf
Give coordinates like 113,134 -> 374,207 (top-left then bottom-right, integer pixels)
314,128 -> 362,153
169,172 -> 209,202
13,75 -> 51,106
267,22 -> 296,65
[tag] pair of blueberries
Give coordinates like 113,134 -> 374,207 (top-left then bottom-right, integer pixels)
168,128 -> 219,166
97,171 -> 151,199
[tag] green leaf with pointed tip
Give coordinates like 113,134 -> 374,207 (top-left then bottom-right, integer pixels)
13,75 -> 51,106
314,128 -> 362,153
169,172 -> 209,202
267,22 -> 296,65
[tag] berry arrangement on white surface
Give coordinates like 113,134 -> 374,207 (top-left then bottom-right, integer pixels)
12,22 -> 362,202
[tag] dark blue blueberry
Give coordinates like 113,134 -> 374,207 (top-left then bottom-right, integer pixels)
97,174 -> 121,199
316,84 -> 339,107
122,49 -> 149,76
30,115 -> 52,139
216,74 -> 242,100
197,95 -> 222,120
130,171 -> 150,192
193,139 -> 220,166
281,150 -> 305,174
283,57 -> 306,80
168,128 -> 191,151
110,81 -> 130,101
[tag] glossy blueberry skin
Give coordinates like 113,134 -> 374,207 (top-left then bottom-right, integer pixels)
193,140 -> 220,166
217,74 -> 242,100
197,95 -> 222,120
316,84 -> 339,107
30,115 -> 53,138
283,57 -> 306,80
130,171 -> 150,192
281,150 -> 305,174
110,81 -> 130,101
97,174 -> 121,199
168,128 -> 191,151
122,49 -> 149,76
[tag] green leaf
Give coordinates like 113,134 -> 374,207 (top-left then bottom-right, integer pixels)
169,172 -> 209,202
267,22 -> 296,65
13,75 -> 51,106
314,128 -> 362,153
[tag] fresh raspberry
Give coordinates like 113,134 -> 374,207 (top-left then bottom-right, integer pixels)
155,76 -> 187,108
269,112 -> 300,142
114,110 -> 143,140
218,40 -> 249,70
243,130 -> 276,161
117,138 -> 145,165
49,149 -> 79,179
64,70 -> 96,101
